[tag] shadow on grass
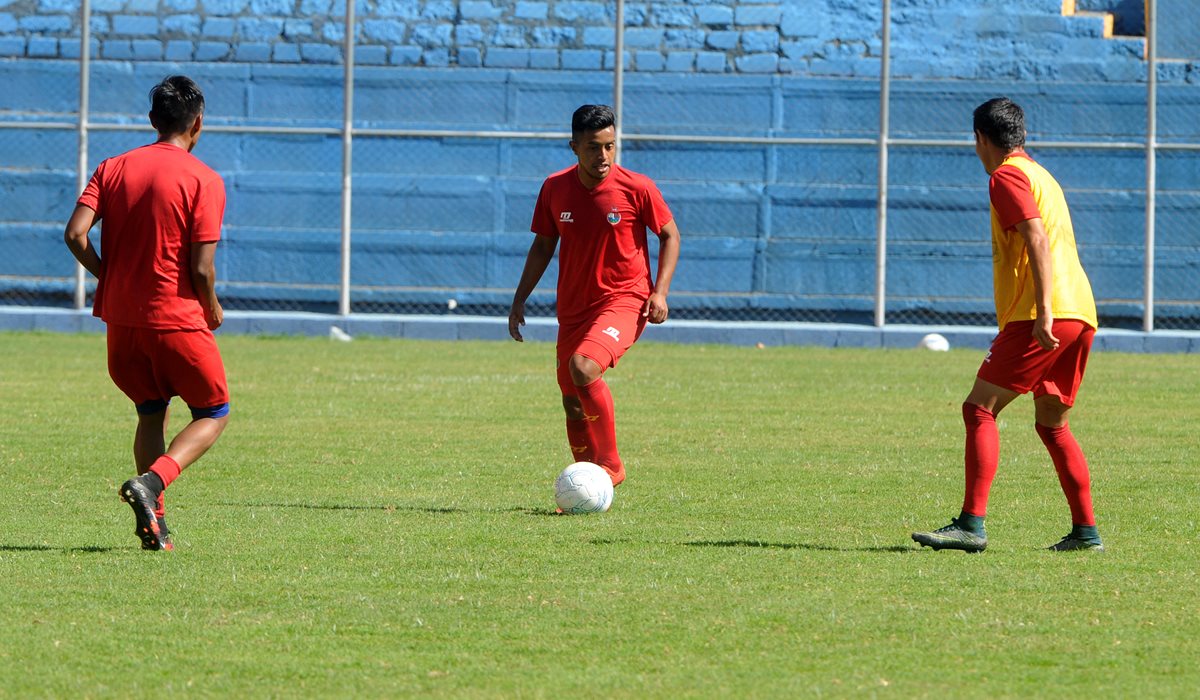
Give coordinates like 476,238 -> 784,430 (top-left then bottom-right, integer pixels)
584,538 -> 914,554
0,544 -> 115,554
212,501 -> 468,514
685,539 -> 915,554
212,501 -> 560,517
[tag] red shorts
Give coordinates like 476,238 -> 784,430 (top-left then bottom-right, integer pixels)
107,325 -> 230,414
976,319 -> 1094,406
556,297 -> 648,395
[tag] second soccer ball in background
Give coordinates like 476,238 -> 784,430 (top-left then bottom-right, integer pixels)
918,333 -> 951,352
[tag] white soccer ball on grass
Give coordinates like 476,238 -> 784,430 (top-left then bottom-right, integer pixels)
554,461 -> 614,514
918,333 -> 950,352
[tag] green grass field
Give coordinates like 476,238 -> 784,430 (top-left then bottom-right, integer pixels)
1,330 -> 1197,698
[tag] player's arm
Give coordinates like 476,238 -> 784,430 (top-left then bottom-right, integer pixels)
643,219 -> 680,324
191,241 -> 223,330
63,204 -> 102,278
1014,217 -> 1058,351
509,234 -> 558,342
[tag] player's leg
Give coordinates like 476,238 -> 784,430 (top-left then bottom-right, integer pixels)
1032,322 -> 1102,551
556,341 -> 596,464
558,299 -> 645,487
158,411 -> 229,477
561,394 -> 596,461
133,406 -> 168,473
913,325 -> 1030,552
108,326 -> 172,550
911,377 -> 1018,552
133,403 -> 171,548
569,352 -> 625,486
122,328 -> 231,550
960,377 -> 1021,523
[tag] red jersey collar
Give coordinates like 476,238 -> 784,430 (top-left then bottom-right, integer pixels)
573,163 -> 619,193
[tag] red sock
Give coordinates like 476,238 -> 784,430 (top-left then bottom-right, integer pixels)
565,418 -> 595,463
1036,422 -> 1095,526
575,377 -> 625,486
149,454 -> 182,490
962,402 -> 999,517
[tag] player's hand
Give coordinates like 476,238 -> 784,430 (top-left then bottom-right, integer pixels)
206,301 -> 223,330
508,301 -> 525,342
1033,314 -> 1058,351
642,292 -> 669,324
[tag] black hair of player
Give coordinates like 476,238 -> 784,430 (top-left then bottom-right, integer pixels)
973,97 -> 1026,151
571,104 -> 615,141
149,75 -> 205,136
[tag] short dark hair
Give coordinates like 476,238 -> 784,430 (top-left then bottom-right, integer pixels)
571,104 -> 615,140
149,75 -> 205,136
973,97 -> 1025,150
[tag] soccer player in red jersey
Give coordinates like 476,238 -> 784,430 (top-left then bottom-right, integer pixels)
508,104 -> 681,489
64,76 -> 230,551
913,98 -> 1103,553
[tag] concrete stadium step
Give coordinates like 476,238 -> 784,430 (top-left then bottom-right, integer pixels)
1062,0 -> 1117,39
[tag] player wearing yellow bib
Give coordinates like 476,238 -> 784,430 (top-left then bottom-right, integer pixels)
912,97 -> 1104,553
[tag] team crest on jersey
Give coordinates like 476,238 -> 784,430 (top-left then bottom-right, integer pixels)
606,210 -> 621,225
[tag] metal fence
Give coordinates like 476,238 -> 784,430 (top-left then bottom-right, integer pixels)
0,0 -> 1194,331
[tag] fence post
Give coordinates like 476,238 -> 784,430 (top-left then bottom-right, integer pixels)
73,0 -> 91,311
613,0 -> 624,163
338,0 -> 355,316
1144,0 -> 1157,333
874,0 -> 891,328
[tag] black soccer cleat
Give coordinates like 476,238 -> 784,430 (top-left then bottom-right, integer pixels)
119,477 -> 165,551
1047,534 -> 1104,552
912,518 -> 988,553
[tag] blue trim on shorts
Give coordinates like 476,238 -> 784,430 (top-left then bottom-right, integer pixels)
136,398 -> 170,415
190,402 -> 230,420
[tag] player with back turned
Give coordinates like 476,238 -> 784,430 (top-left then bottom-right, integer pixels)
64,75 -> 230,551
509,104 -> 681,489
912,97 -> 1104,553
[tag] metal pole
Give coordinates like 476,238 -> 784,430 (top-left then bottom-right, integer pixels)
873,0 -> 891,328
613,0 -> 624,164
1144,0 -> 1157,333
338,0 -> 355,316
73,0 -> 91,310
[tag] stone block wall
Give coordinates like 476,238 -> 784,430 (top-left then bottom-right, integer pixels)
3,1 -> 1199,326
0,0 -> 1162,79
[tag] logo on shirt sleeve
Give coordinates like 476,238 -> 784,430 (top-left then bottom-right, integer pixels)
560,211 -> 574,223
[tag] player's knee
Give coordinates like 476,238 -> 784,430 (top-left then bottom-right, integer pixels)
561,394 -> 584,420
567,354 -> 602,386
1034,397 -> 1069,428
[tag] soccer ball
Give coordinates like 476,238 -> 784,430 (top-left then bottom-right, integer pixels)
918,333 -> 950,352
554,462 -> 614,514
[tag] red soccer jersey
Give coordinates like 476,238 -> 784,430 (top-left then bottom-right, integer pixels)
78,142 -> 226,330
530,163 -> 673,324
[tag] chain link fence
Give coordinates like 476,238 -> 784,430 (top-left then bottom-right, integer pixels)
0,1 -> 1194,331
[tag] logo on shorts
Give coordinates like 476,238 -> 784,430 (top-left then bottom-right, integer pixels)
601,326 -> 621,342
560,211 -> 574,223
606,210 -> 621,225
